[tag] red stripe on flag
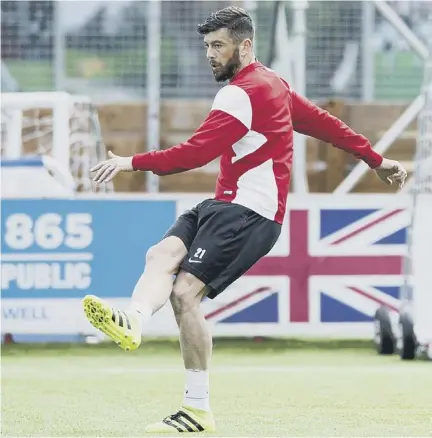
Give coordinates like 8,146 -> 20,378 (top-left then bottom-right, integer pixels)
247,210 -> 403,323
331,209 -> 404,245
348,286 -> 399,312
205,287 -> 270,320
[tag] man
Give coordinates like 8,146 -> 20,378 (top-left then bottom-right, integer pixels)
84,6 -> 407,434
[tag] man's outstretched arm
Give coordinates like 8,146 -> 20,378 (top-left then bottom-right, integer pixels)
91,85 -> 250,184
130,110 -> 248,175
291,91 -> 407,188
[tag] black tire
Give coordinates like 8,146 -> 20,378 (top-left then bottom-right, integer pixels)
399,310 -> 416,360
374,306 -> 395,355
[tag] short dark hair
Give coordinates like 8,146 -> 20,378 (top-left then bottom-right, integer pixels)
197,6 -> 254,44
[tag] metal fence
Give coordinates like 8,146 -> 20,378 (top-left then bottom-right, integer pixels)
1,0 -> 431,101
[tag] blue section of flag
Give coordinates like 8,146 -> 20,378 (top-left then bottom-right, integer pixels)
220,293 -> 279,323
320,209 -> 376,239
373,228 -> 406,245
373,286 -> 400,299
320,294 -> 372,322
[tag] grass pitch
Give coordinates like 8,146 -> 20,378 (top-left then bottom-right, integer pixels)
2,339 -> 431,437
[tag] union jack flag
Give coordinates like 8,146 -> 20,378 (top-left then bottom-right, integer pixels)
204,206 -> 408,325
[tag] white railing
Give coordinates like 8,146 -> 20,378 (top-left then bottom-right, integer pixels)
146,0 -> 162,194
334,92 -> 427,194
334,1 -> 431,195
290,0 -> 309,194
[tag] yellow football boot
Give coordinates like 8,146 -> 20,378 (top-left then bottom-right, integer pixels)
145,406 -> 216,433
83,294 -> 141,352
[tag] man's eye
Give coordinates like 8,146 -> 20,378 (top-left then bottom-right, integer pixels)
214,44 -> 222,49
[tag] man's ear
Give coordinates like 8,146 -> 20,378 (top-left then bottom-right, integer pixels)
243,39 -> 252,54
240,39 -> 252,59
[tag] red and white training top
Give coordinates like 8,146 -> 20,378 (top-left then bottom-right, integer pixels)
132,61 -> 383,224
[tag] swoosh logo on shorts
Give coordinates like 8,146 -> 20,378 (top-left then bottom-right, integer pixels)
188,258 -> 202,263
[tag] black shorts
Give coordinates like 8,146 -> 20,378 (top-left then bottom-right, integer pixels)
163,199 -> 281,299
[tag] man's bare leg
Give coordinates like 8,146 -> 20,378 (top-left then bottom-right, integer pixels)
144,270 -> 216,433
170,271 -> 212,411
127,236 -> 188,326
83,236 -> 188,351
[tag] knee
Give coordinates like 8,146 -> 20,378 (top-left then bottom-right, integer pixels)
145,237 -> 187,273
170,272 -> 204,316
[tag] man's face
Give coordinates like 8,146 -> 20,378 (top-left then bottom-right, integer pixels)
204,28 -> 241,82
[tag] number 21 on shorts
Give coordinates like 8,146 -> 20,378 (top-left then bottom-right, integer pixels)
194,248 -> 206,259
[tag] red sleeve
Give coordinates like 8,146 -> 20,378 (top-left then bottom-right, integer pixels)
291,91 -> 383,168
132,109 -> 248,175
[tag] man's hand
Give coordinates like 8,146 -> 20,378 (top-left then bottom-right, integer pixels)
91,151 -> 134,184
375,158 -> 407,189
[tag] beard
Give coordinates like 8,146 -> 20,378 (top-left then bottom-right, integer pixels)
210,48 -> 241,82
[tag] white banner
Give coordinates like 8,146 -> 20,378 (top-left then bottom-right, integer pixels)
2,194 -> 423,340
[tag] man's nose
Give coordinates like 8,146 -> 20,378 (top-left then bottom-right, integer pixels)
206,47 -> 215,60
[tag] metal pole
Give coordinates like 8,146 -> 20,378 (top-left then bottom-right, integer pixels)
361,1 -> 375,101
146,0 -> 162,193
53,0 -> 65,90
53,93 -> 71,172
5,111 -> 23,158
291,0 -> 309,194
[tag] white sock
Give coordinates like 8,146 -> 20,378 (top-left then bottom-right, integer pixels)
183,369 -> 210,411
126,302 -> 152,328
